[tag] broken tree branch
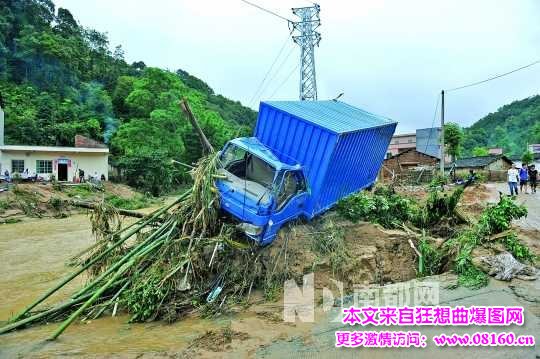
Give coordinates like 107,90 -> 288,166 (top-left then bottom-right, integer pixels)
180,98 -> 214,154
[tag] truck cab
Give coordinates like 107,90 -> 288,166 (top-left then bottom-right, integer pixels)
216,137 -> 308,245
215,100 -> 396,245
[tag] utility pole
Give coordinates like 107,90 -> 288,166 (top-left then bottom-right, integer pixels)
291,4 -> 321,101
440,90 -> 445,175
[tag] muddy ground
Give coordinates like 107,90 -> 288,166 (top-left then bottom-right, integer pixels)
0,182 -> 538,358
0,182 -> 157,223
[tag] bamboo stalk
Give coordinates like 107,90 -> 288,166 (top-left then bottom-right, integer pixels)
171,159 -> 195,169
71,219 -> 174,299
92,281 -> 130,319
68,213 -> 147,264
1,278 -> 127,334
0,291 -> 94,334
7,192 -> 189,324
48,260 -> 135,340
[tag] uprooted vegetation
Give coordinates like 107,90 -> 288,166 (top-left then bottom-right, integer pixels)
336,184 -> 536,288
0,182 -> 159,223
1,154 -> 268,338
0,185 -> 51,219
0,153 -> 422,339
0,156 -> 536,340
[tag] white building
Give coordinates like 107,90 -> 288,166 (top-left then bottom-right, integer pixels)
0,105 -> 109,182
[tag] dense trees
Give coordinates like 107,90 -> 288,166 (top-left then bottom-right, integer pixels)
0,0 -> 256,194
462,95 -> 540,157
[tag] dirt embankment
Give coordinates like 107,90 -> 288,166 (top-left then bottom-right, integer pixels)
0,182 -> 153,222
183,218 -> 421,356
264,218 -> 419,292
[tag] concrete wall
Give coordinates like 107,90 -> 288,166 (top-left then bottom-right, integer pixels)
0,150 -> 108,181
416,127 -> 441,158
487,158 -> 512,171
387,133 -> 416,156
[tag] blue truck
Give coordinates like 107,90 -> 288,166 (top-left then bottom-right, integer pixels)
215,100 -> 396,245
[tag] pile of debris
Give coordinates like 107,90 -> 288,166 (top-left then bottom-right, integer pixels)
336,184 -> 537,288
0,154 -> 266,339
0,157 -> 536,341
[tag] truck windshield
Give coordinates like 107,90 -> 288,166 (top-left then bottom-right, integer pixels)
221,144 -> 276,188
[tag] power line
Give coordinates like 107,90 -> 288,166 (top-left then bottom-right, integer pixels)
239,0 -> 293,22
269,63 -> 300,99
248,29 -> 294,107
446,58 -> 540,92
423,94 -> 440,155
255,44 -> 296,100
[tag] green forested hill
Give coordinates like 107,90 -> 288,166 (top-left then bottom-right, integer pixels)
0,0 -> 256,194
463,95 -> 540,157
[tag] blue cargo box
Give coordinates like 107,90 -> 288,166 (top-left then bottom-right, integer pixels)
254,100 -> 397,218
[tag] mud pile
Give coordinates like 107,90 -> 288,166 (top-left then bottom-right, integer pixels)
263,218 -> 419,292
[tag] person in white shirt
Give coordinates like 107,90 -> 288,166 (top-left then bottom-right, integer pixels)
507,164 -> 519,196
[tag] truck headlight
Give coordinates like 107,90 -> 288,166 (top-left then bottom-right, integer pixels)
238,222 -> 264,236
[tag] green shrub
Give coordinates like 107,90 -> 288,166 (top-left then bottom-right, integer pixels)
337,186 -> 418,229
429,174 -> 448,189
65,184 -> 96,199
416,186 -> 464,227
105,194 -> 157,210
0,199 -> 10,213
502,234 -> 536,263
477,195 -> 527,235
445,196 -> 529,289
457,266 -> 488,289
418,237 -> 443,276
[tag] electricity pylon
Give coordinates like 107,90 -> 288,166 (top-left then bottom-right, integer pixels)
290,4 -> 321,101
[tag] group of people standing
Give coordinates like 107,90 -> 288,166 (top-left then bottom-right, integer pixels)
508,163 -> 538,196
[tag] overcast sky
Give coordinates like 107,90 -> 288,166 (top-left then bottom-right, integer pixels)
55,0 -> 540,133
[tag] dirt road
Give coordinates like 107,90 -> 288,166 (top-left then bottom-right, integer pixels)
261,274 -> 539,358
485,182 -> 540,230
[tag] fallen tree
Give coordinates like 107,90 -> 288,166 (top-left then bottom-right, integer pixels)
70,200 -> 146,218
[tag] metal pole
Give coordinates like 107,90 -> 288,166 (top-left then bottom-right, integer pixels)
440,90 -> 445,175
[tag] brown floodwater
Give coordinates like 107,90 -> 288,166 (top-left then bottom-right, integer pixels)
0,215 -> 313,358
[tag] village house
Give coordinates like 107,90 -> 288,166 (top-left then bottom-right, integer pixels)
0,105 -> 109,182
380,148 -> 439,182
446,154 -> 513,181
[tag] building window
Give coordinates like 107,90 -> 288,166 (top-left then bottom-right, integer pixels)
36,160 -> 53,174
11,160 -> 24,174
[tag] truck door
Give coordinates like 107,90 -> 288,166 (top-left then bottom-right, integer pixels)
269,170 -> 308,228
